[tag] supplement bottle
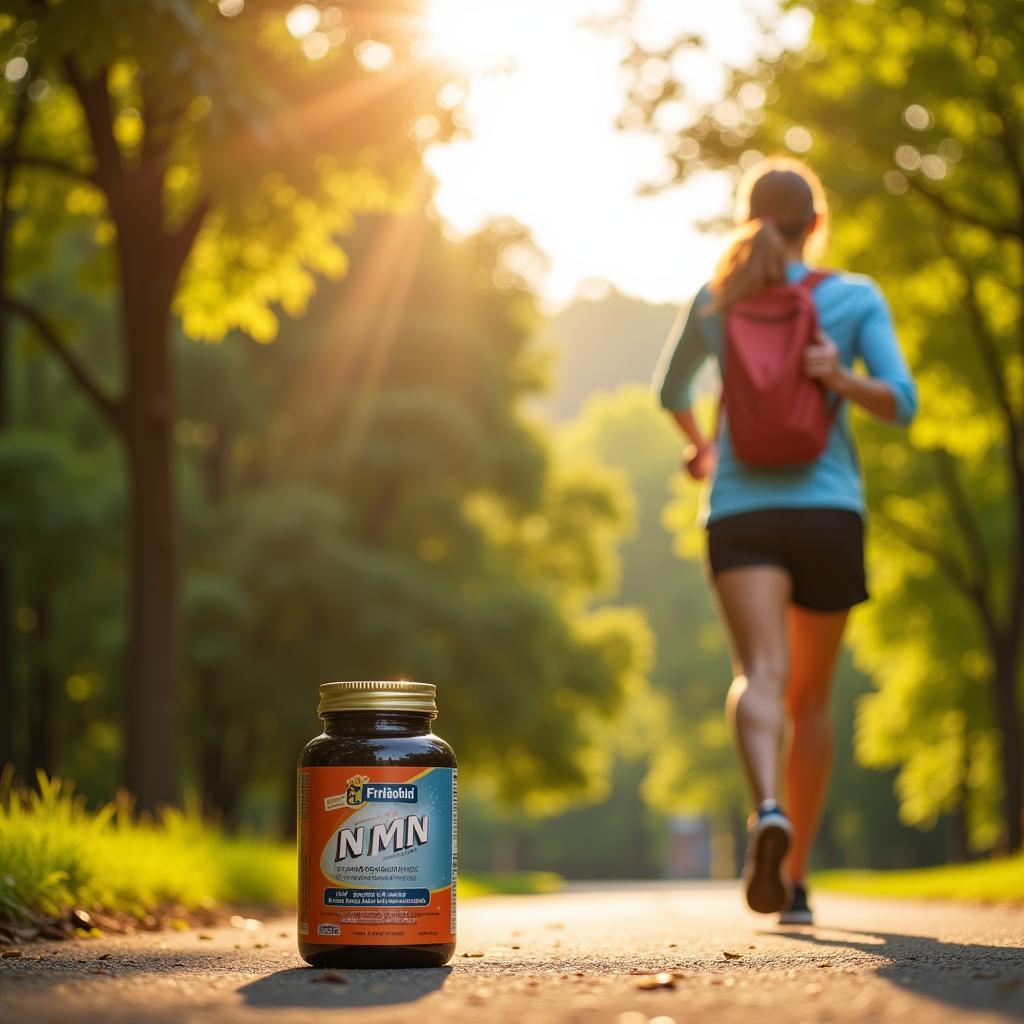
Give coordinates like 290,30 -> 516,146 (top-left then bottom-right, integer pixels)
297,680 -> 457,968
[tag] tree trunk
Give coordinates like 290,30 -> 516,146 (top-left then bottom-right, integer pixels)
27,593 -> 54,774
0,564 -> 13,771
197,425 -> 233,822
199,668 -> 250,826
121,324 -> 181,812
947,721 -> 971,863
105,144 -> 190,812
0,91 -> 28,772
991,644 -> 1022,852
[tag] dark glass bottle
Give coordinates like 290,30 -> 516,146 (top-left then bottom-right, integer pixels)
297,681 -> 457,968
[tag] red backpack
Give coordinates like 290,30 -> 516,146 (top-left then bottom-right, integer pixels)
722,270 -> 836,467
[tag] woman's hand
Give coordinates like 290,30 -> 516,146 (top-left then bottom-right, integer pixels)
683,441 -> 717,481
804,330 -> 849,392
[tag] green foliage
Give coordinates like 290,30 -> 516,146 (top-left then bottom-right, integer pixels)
172,216 -> 652,817
2,2 -> 649,818
1,0 -> 436,338
457,871 -> 563,898
0,773 -> 294,921
815,856 -> 1024,904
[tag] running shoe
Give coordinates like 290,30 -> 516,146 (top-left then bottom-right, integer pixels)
742,801 -> 794,914
778,883 -> 813,925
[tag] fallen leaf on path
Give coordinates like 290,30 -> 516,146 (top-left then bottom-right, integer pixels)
722,951 -> 742,960
71,909 -> 93,929
86,967 -> 114,976
635,971 -> 676,990
2,950 -> 22,959
198,934 -> 213,940
96,953 -> 113,961
311,970 -> 347,984
973,970 -> 999,980
460,951 -> 485,957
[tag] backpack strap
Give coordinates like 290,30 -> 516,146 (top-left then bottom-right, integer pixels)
801,269 -> 842,420
798,269 -> 834,291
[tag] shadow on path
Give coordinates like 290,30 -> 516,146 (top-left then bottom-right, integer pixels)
766,926 -> 1024,1018
237,966 -> 450,1009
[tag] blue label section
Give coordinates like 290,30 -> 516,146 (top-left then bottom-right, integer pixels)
320,768 -> 456,900
324,887 -> 430,907
363,783 -> 417,803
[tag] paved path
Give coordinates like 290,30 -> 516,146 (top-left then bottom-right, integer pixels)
1,882 -> 1022,1023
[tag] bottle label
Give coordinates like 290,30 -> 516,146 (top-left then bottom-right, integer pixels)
298,765 -> 456,946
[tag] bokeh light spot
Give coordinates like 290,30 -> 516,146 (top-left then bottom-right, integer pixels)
286,3 -> 320,39
783,125 -> 813,153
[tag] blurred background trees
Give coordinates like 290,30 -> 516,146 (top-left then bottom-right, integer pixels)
0,1 -> 650,829
1,0 -> 1018,875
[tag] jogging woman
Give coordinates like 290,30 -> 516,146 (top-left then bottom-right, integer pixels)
653,158 -> 917,925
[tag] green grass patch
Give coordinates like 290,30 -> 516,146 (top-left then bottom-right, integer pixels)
0,774 -> 295,922
0,773 -> 561,924
813,856 -> 1024,904
457,871 -> 563,898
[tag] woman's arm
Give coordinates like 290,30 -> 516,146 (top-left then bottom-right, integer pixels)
670,409 -> 717,480
804,332 -> 899,421
805,279 -> 917,424
653,287 -> 717,479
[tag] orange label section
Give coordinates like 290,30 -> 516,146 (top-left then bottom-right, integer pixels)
298,765 -> 456,946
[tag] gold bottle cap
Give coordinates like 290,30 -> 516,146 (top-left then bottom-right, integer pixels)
317,680 -> 437,716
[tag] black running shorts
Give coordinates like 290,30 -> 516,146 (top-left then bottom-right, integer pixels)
706,508 -> 868,612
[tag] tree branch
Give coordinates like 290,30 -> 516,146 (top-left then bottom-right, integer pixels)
12,153 -> 97,186
905,178 -> 1023,241
0,88 -> 31,429
0,294 -> 122,428
938,231 -> 1023,457
874,510 -> 998,643
166,196 -> 211,274
61,59 -> 122,185
139,71 -> 188,175
933,448 -> 992,589
963,10 -> 1024,216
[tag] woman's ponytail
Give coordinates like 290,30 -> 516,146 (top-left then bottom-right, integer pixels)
707,216 -> 787,311
705,158 -> 828,313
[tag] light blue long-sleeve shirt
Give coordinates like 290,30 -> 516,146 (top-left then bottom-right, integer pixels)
653,261 -> 917,524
